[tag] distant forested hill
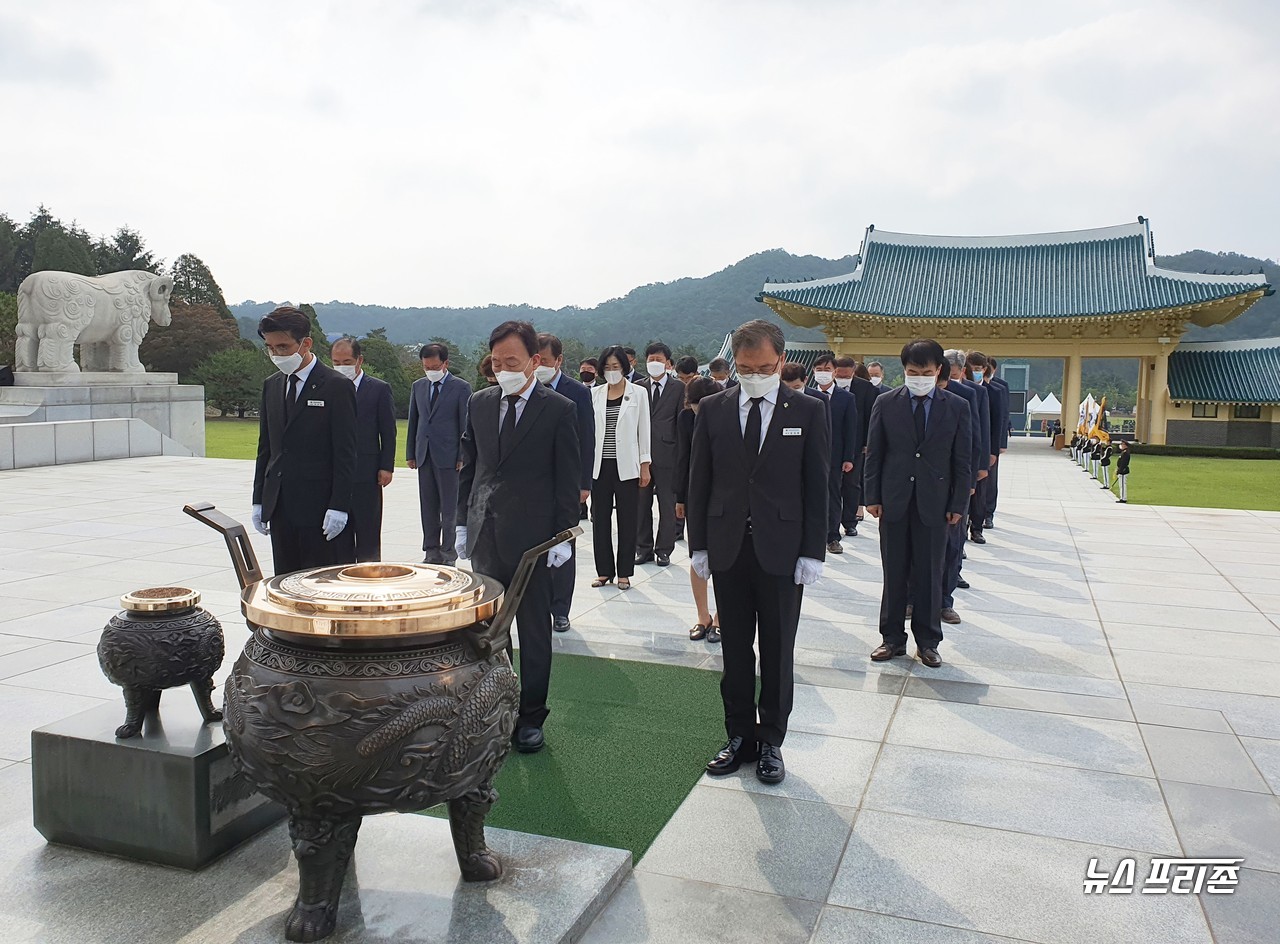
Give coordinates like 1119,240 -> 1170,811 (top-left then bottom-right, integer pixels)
231,246 -> 1278,356
232,249 -> 857,356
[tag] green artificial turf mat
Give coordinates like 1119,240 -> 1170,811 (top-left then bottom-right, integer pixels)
421,652 -> 723,858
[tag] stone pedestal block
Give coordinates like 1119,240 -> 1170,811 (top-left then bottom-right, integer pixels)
31,696 -> 284,869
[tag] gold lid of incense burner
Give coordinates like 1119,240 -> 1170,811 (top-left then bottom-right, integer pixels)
121,586 -> 202,613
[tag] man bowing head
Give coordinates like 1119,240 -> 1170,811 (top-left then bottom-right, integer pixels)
687,320 -> 830,785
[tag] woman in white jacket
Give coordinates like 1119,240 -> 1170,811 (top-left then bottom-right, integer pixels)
591,346 -> 652,590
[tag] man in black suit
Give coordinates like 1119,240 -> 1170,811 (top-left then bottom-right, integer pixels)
939,350 -> 985,623
536,332 -> 594,632
330,338 -> 397,562
864,339 -> 971,669
457,321 -> 581,754
407,343 -> 472,564
252,307 -> 357,575
688,320 -> 829,786
635,342 -> 686,567
832,355 -> 878,536
708,357 -> 735,389
808,355 -> 860,553
966,351 -> 1001,545
984,358 -> 1012,528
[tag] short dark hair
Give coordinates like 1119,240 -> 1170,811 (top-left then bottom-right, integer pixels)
780,362 -> 807,383
988,357 -> 999,371
536,332 -> 563,359
645,341 -> 673,362
489,320 -> 538,356
854,361 -> 870,379
598,345 -> 631,377
580,357 -> 599,369
675,355 -> 699,375
419,342 -> 449,362
901,339 -> 946,369
479,354 -> 496,379
685,377 -> 720,407
258,306 -> 310,342
731,319 -> 785,356
708,357 -> 731,373
833,354 -> 856,369
966,350 -> 988,369
623,347 -> 637,358
813,353 -> 835,369
331,336 -> 362,358
867,360 -> 883,370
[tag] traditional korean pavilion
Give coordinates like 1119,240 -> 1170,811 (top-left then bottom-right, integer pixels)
757,218 -> 1272,444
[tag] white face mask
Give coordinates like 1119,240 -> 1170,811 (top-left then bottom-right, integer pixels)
904,374 -> 937,396
334,364 -> 358,381
834,376 -> 852,389
496,367 -> 531,396
604,369 -> 624,386
737,371 -> 780,399
424,368 -> 447,383
869,375 -> 883,387
813,370 -> 834,387
535,365 -> 557,384
646,360 -> 668,378
972,370 -> 985,382
271,351 -> 303,375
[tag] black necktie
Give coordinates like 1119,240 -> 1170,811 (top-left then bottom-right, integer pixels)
650,380 -> 659,412
913,395 -> 928,442
429,381 -> 441,414
499,394 -> 520,459
285,374 -> 300,420
744,397 -> 763,466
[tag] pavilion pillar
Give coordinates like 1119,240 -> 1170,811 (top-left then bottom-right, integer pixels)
1062,353 -> 1082,430
1148,349 -> 1171,445
1135,356 -> 1150,440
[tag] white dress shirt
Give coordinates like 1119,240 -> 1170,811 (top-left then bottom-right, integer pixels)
738,383 -> 779,449
497,378 -> 535,430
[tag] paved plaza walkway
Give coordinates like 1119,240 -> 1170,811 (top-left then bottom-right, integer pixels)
1,439 -> 1277,942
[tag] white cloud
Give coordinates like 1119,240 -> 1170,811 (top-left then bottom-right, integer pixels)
2,0 -> 1276,308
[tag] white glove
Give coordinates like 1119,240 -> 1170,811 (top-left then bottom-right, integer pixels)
455,526 -> 469,560
547,541 -> 571,568
691,550 -> 711,580
794,557 -> 823,586
251,504 -> 269,535
322,509 -> 348,542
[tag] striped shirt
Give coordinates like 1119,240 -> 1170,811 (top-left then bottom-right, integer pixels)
602,397 -> 622,459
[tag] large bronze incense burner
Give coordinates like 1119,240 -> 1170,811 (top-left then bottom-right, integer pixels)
185,502 -> 580,943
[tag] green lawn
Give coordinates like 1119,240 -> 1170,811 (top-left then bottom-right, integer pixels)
206,417 -> 412,467
423,653 -> 722,858
1114,454 -> 1280,511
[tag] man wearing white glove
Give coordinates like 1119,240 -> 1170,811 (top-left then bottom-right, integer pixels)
456,320 -> 581,755
251,307 -> 358,574
687,320 -> 830,787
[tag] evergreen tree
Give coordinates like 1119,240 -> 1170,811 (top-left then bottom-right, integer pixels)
30,224 -> 95,276
355,332 -> 412,418
0,292 -> 16,365
14,206 -> 58,285
169,253 -> 234,321
193,346 -> 273,417
299,303 -> 332,359
139,302 -> 241,380
93,227 -> 161,275
0,216 -> 19,294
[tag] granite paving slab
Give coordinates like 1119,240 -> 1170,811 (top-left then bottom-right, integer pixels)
1139,724 -> 1271,793
1160,781 -> 1280,874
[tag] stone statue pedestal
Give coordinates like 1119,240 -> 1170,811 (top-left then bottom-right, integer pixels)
31,696 -> 285,869
13,372 -> 180,386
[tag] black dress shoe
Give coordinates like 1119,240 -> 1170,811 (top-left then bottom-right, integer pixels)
845,525 -> 858,537
756,743 -> 786,784
969,532 -> 987,545
871,643 -> 907,661
956,578 -> 970,589
983,517 -> 994,529
706,736 -> 757,775
553,616 -> 571,633
941,607 -> 961,624
655,552 -> 670,567
826,540 -> 844,554
513,726 -> 545,753
635,553 -> 654,565
917,648 -> 943,668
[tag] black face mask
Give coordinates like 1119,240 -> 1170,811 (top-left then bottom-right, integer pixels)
580,371 -> 597,385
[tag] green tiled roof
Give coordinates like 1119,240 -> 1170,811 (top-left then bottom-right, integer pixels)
760,221 -> 1269,320
1168,338 -> 1280,404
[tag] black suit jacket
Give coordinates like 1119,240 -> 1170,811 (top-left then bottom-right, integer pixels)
687,384 -> 829,576
457,382 -> 581,574
550,372 -> 594,491
253,360 -> 358,523
637,375 -> 686,468
863,386 -> 972,525
354,374 -> 396,485
989,377 -> 1012,449
847,377 -> 878,452
825,385 -> 859,467
942,378 -> 983,487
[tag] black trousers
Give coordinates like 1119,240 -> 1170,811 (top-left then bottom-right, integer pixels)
943,515 -> 967,609
843,461 -> 865,528
878,506 -> 947,649
592,460 -> 639,579
417,462 -> 460,563
828,466 -> 848,542
968,476 -> 987,535
268,490 -> 352,576
474,537 -> 555,730
985,455 -> 1000,521
349,480 -> 384,562
712,537 -> 802,747
636,463 -> 677,557
550,537 -> 576,621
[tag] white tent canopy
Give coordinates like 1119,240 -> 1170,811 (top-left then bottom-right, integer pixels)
1031,392 -> 1061,415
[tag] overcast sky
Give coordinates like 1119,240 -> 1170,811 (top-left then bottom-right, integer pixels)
3,0 -> 1277,308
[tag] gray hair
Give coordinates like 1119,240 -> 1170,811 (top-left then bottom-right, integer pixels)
944,348 -> 967,369
730,319 -> 785,356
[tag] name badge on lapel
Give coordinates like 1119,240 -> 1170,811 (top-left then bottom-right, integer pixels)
782,427 -> 802,437
307,399 -> 325,407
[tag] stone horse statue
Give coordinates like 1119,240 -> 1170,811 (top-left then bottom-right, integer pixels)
15,270 -> 174,373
